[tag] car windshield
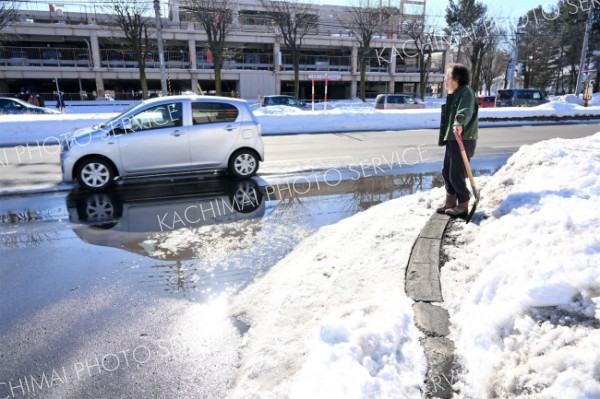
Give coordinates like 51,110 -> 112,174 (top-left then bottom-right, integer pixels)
498,90 -> 513,99
100,101 -> 145,128
11,98 -> 35,108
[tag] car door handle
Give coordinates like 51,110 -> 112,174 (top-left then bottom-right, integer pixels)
224,125 -> 235,132
170,130 -> 182,137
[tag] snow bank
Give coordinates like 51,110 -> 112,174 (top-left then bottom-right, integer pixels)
441,132 -> 600,398
228,190 -> 436,399
2,97 -> 600,145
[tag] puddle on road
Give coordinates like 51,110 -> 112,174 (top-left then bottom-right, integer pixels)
0,162 -> 502,303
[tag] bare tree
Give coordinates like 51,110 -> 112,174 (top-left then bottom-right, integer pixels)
0,0 -> 18,34
342,0 -> 391,101
109,0 -> 153,99
183,0 -> 235,96
261,0 -> 317,98
402,19 -> 440,100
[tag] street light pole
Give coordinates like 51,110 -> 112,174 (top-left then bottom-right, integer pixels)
575,4 -> 593,96
154,0 -> 168,96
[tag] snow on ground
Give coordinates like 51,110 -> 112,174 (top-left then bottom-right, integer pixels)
2,96 -> 600,146
224,131 -> 600,399
226,190 -> 437,399
440,133 -> 600,398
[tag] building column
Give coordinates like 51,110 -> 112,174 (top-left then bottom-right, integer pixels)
389,48 -> 397,93
189,39 -> 196,70
191,75 -> 199,94
90,34 -> 101,69
442,48 -> 451,97
169,0 -> 180,23
351,45 -> 358,98
95,76 -> 105,99
273,42 -> 281,71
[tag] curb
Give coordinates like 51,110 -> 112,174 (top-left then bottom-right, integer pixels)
405,212 -> 456,399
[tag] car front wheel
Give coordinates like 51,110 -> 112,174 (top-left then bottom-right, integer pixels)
228,150 -> 259,179
77,158 -> 115,190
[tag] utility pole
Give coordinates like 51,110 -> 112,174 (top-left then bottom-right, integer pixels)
154,0 -> 168,96
575,4 -> 593,96
508,31 -> 521,89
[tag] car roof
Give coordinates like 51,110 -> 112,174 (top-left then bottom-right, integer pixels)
0,97 -> 34,105
264,95 -> 295,98
141,95 -> 249,106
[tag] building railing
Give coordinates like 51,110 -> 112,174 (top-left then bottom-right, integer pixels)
0,46 -> 91,67
0,46 -> 444,74
281,54 -> 352,72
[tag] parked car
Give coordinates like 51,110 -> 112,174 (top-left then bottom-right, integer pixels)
0,97 -> 60,114
496,89 -> 549,107
374,94 -> 424,110
60,95 -> 264,190
477,96 -> 496,108
262,95 -> 308,108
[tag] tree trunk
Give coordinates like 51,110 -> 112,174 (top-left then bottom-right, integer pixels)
359,55 -> 367,101
292,51 -> 300,98
214,58 -> 222,96
140,67 -> 148,99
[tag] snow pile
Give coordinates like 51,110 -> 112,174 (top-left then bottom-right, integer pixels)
2,96 -> 600,145
441,132 -> 600,398
552,94 -> 583,105
228,191 -> 434,399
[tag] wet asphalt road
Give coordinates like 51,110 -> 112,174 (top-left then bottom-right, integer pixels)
1,122 -> 598,397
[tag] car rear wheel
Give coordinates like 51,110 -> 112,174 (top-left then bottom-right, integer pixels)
77,158 -> 115,190
228,150 -> 259,179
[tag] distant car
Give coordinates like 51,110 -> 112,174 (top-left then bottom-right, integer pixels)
262,95 -> 308,108
374,94 -> 424,110
496,89 -> 549,107
0,97 -> 60,115
477,96 -> 496,108
60,95 -> 264,190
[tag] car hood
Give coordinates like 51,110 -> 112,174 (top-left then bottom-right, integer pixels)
70,125 -> 112,143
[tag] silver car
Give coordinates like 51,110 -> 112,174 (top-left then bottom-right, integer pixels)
61,95 -> 264,190
374,94 -> 424,110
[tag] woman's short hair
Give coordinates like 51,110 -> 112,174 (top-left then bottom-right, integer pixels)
448,64 -> 470,86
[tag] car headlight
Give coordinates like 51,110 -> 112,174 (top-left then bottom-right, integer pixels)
61,138 -> 74,152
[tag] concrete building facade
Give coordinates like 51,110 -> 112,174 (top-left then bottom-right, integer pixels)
0,0 -> 449,100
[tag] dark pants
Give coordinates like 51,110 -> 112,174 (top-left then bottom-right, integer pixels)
442,140 -> 476,203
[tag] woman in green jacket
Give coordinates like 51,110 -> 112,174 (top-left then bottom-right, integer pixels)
436,64 -> 479,216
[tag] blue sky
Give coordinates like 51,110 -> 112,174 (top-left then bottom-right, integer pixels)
322,0 -> 554,17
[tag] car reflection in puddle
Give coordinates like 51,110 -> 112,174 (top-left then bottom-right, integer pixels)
67,178 -> 267,261
62,166 -> 498,297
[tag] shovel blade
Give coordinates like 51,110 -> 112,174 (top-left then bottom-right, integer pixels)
465,190 -> 480,224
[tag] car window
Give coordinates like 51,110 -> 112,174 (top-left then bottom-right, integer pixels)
0,99 -> 13,109
127,102 -> 182,132
532,91 -> 542,99
375,96 -> 384,104
405,97 -> 416,104
518,91 -> 532,99
498,90 -> 513,99
288,98 -> 302,106
192,102 -> 239,124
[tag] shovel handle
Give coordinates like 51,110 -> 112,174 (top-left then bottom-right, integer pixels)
453,129 -> 479,200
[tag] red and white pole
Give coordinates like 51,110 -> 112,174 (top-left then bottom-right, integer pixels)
311,78 -> 315,111
324,75 -> 328,111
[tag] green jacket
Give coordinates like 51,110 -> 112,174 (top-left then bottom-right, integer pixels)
438,85 -> 479,146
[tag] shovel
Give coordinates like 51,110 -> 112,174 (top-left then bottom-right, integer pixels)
453,130 -> 479,223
